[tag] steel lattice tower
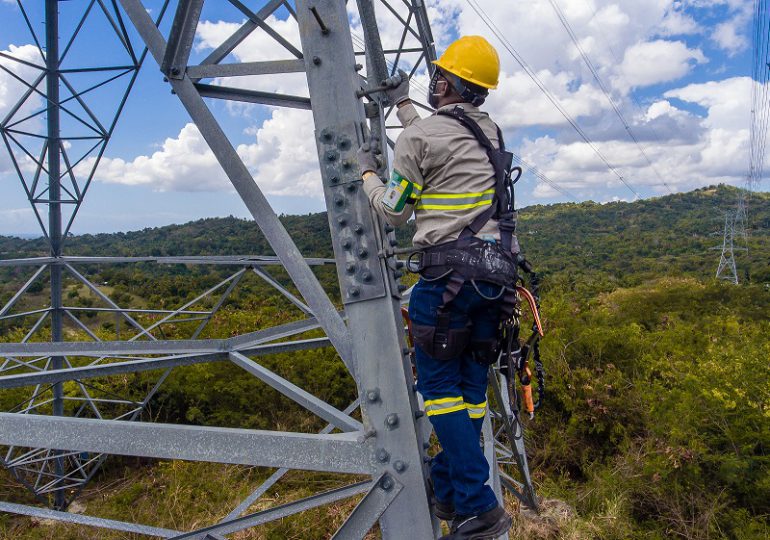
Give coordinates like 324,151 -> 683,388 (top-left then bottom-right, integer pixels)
0,1 -> 537,537
715,213 -> 740,284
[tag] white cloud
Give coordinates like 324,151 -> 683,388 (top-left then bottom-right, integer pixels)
617,40 -> 707,90
82,123 -> 228,191
657,9 -> 701,36
238,108 -> 321,197
86,108 -> 323,197
712,17 -> 749,56
0,44 -> 45,174
664,76 -> 752,131
525,77 -> 753,198
486,69 -> 609,128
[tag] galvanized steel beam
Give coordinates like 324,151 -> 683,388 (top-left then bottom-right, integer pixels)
331,476 -> 403,539
186,59 -> 307,79
295,1 -> 436,537
0,501 -> 180,538
0,413 -> 371,474
118,0 -> 353,372
169,481 -> 372,540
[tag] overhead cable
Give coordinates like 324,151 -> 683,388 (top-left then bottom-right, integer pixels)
465,0 -> 640,198
547,0 -> 674,194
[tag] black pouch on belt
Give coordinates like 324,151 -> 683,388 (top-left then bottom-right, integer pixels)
411,311 -> 470,361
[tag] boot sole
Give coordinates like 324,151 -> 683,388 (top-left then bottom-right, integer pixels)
466,514 -> 513,540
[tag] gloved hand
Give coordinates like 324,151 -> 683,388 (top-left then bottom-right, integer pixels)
357,136 -> 382,176
382,69 -> 410,106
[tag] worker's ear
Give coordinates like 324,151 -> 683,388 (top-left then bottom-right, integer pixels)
434,79 -> 449,97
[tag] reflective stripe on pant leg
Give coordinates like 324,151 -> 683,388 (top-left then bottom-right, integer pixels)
425,396 -> 465,417
466,401 -> 487,419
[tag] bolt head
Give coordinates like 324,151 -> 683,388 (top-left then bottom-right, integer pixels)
349,287 -> 361,297
366,389 -> 380,402
393,460 -> 407,473
385,413 -> 399,428
380,475 -> 394,491
376,448 -> 390,462
312,56 -> 322,65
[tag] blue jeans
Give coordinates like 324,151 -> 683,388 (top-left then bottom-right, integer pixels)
408,277 -> 502,516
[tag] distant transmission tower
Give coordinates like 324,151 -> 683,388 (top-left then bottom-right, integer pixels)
715,213 -> 740,284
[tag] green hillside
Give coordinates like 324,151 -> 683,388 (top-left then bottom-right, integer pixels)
0,185 -> 768,539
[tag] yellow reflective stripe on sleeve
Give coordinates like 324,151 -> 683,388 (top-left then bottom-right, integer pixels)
465,401 -> 487,419
420,189 -> 495,199
417,200 -> 493,211
424,396 -> 465,417
415,188 -> 494,211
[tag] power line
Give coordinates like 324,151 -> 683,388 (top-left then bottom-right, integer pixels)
547,0 -> 674,195
465,0 -> 640,199
353,28 -> 577,201
580,0 -> 674,148
512,153 -> 579,201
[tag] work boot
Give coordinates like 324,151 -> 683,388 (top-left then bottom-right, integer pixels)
427,476 -> 455,521
434,499 -> 456,521
439,505 -> 512,540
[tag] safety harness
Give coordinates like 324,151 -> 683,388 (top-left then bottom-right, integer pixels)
415,105 -> 522,362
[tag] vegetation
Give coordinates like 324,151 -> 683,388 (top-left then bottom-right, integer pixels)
0,185 -> 768,539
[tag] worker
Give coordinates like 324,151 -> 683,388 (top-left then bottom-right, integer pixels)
357,36 -> 516,540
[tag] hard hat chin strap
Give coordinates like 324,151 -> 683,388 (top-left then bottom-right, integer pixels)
445,72 -> 488,107
429,69 -> 489,109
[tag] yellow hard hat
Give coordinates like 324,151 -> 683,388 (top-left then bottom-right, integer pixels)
432,36 -> 500,90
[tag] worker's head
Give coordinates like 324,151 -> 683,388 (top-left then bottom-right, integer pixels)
429,35 -> 500,108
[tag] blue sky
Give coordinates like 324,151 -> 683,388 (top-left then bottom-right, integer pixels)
0,0 -> 762,235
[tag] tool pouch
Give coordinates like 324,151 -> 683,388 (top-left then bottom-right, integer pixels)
411,323 -> 470,361
471,338 -> 500,366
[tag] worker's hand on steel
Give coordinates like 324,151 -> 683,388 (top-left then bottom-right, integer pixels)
357,136 -> 382,176
383,69 -> 410,106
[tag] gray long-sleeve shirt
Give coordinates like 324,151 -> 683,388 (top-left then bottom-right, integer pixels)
362,102 -> 503,248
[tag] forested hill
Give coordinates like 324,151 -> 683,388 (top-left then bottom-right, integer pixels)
2,184 -> 768,289
1,185 -> 769,539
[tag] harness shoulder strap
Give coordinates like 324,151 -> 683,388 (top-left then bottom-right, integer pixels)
436,106 -> 514,239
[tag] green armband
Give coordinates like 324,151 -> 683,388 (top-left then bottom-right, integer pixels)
382,169 -> 414,212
